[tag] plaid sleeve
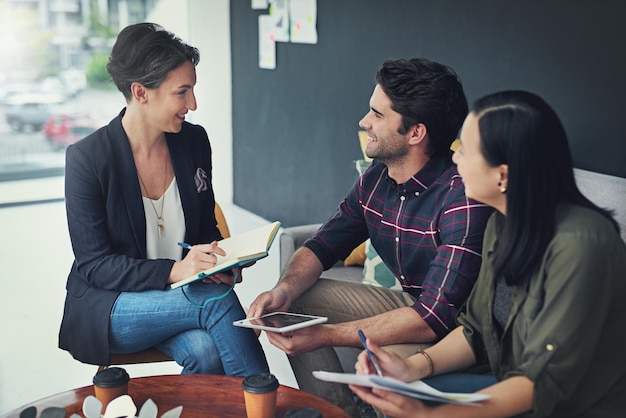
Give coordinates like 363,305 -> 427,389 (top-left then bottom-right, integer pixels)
413,183 -> 493,338
304,184 -> 370,270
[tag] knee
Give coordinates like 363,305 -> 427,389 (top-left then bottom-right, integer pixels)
176,332 -> 224,375
181,353 -> 224,375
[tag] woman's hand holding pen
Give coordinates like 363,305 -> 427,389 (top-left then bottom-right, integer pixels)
354,337 -> 416,382
351,338 -> 431,418
169,241 -> 227,285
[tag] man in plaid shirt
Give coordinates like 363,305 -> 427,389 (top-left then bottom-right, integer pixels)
249,57 -> 493,417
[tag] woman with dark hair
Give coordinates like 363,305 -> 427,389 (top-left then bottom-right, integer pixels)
350,90 -> 626,417
58,23 -> 269,376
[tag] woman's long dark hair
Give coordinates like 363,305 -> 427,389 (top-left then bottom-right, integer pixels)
473,91 -> 618,285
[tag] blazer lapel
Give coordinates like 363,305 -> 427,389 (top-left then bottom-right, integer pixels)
107,113 -> 147,258
167,132 -> 200,245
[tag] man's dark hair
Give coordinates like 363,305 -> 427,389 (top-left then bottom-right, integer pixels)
376,58 -> 468,156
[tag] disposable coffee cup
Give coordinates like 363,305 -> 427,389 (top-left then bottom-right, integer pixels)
92,367 -> 130,413
241,372 -> 279,418
285,407 -> 323,418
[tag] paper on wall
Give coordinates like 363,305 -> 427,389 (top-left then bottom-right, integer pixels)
259,14 -> 276,70
289,0 -> 318,44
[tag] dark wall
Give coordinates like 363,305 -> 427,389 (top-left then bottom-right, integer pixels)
230,0 -> 626,227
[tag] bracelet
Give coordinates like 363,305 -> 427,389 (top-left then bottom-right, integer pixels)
417,349 -> 434,378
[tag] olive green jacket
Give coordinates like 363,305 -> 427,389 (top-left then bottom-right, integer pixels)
458,204 -> 626,417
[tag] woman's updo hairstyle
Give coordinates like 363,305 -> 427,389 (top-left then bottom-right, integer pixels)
106,23 -> 200,101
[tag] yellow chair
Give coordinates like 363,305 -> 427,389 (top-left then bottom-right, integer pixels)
98,202 -> 231,371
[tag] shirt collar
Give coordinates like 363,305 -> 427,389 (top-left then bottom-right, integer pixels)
383,155 -> 453,193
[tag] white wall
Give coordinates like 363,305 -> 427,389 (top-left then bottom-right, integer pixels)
149,0 -> 234,205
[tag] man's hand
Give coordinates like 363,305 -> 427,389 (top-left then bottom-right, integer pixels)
266,324 -> 330,356
247,287 -> 292,318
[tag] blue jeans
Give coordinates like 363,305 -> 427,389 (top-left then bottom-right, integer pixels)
109,281 -> 269,376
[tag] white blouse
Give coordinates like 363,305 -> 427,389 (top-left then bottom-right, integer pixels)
143,177 -> 186,261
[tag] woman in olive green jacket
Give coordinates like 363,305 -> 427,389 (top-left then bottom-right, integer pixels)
350,91 -> 626,417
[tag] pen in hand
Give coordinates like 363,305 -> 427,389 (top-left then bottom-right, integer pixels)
178,241 -> 229,277
178,242 -> 217,259
358,329 -> 383,377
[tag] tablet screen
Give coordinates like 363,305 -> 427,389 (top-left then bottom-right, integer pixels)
234,312 -> 328,332
256,313 -> 316,327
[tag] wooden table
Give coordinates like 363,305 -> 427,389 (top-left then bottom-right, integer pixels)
0,374 -> 350,418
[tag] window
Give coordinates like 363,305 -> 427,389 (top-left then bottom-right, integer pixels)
0,0 -> 153,191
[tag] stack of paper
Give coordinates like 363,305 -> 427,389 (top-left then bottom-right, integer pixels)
312,371 -> 490,405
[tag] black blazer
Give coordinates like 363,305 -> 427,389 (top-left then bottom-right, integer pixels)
59,110 -> 221,364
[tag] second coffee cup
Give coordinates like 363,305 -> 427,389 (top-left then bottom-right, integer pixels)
241,372 -> 279,418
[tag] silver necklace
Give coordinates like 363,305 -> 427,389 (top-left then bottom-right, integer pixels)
137,157 -> 168,238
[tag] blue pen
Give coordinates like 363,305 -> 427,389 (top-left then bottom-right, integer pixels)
179,242 -> 215,258
358,329 -> 383,377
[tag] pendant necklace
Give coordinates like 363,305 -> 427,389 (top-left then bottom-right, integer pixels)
137,156 -> 168,238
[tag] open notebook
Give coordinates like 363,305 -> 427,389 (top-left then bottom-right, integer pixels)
171,221 -> 281,289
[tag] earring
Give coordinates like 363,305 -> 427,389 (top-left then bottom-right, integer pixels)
498,182 -> 507,194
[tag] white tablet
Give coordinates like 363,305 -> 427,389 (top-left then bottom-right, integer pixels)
233,312 -> 328,333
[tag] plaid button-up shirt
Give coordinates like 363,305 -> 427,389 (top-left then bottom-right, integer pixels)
305,156 -> 493,338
